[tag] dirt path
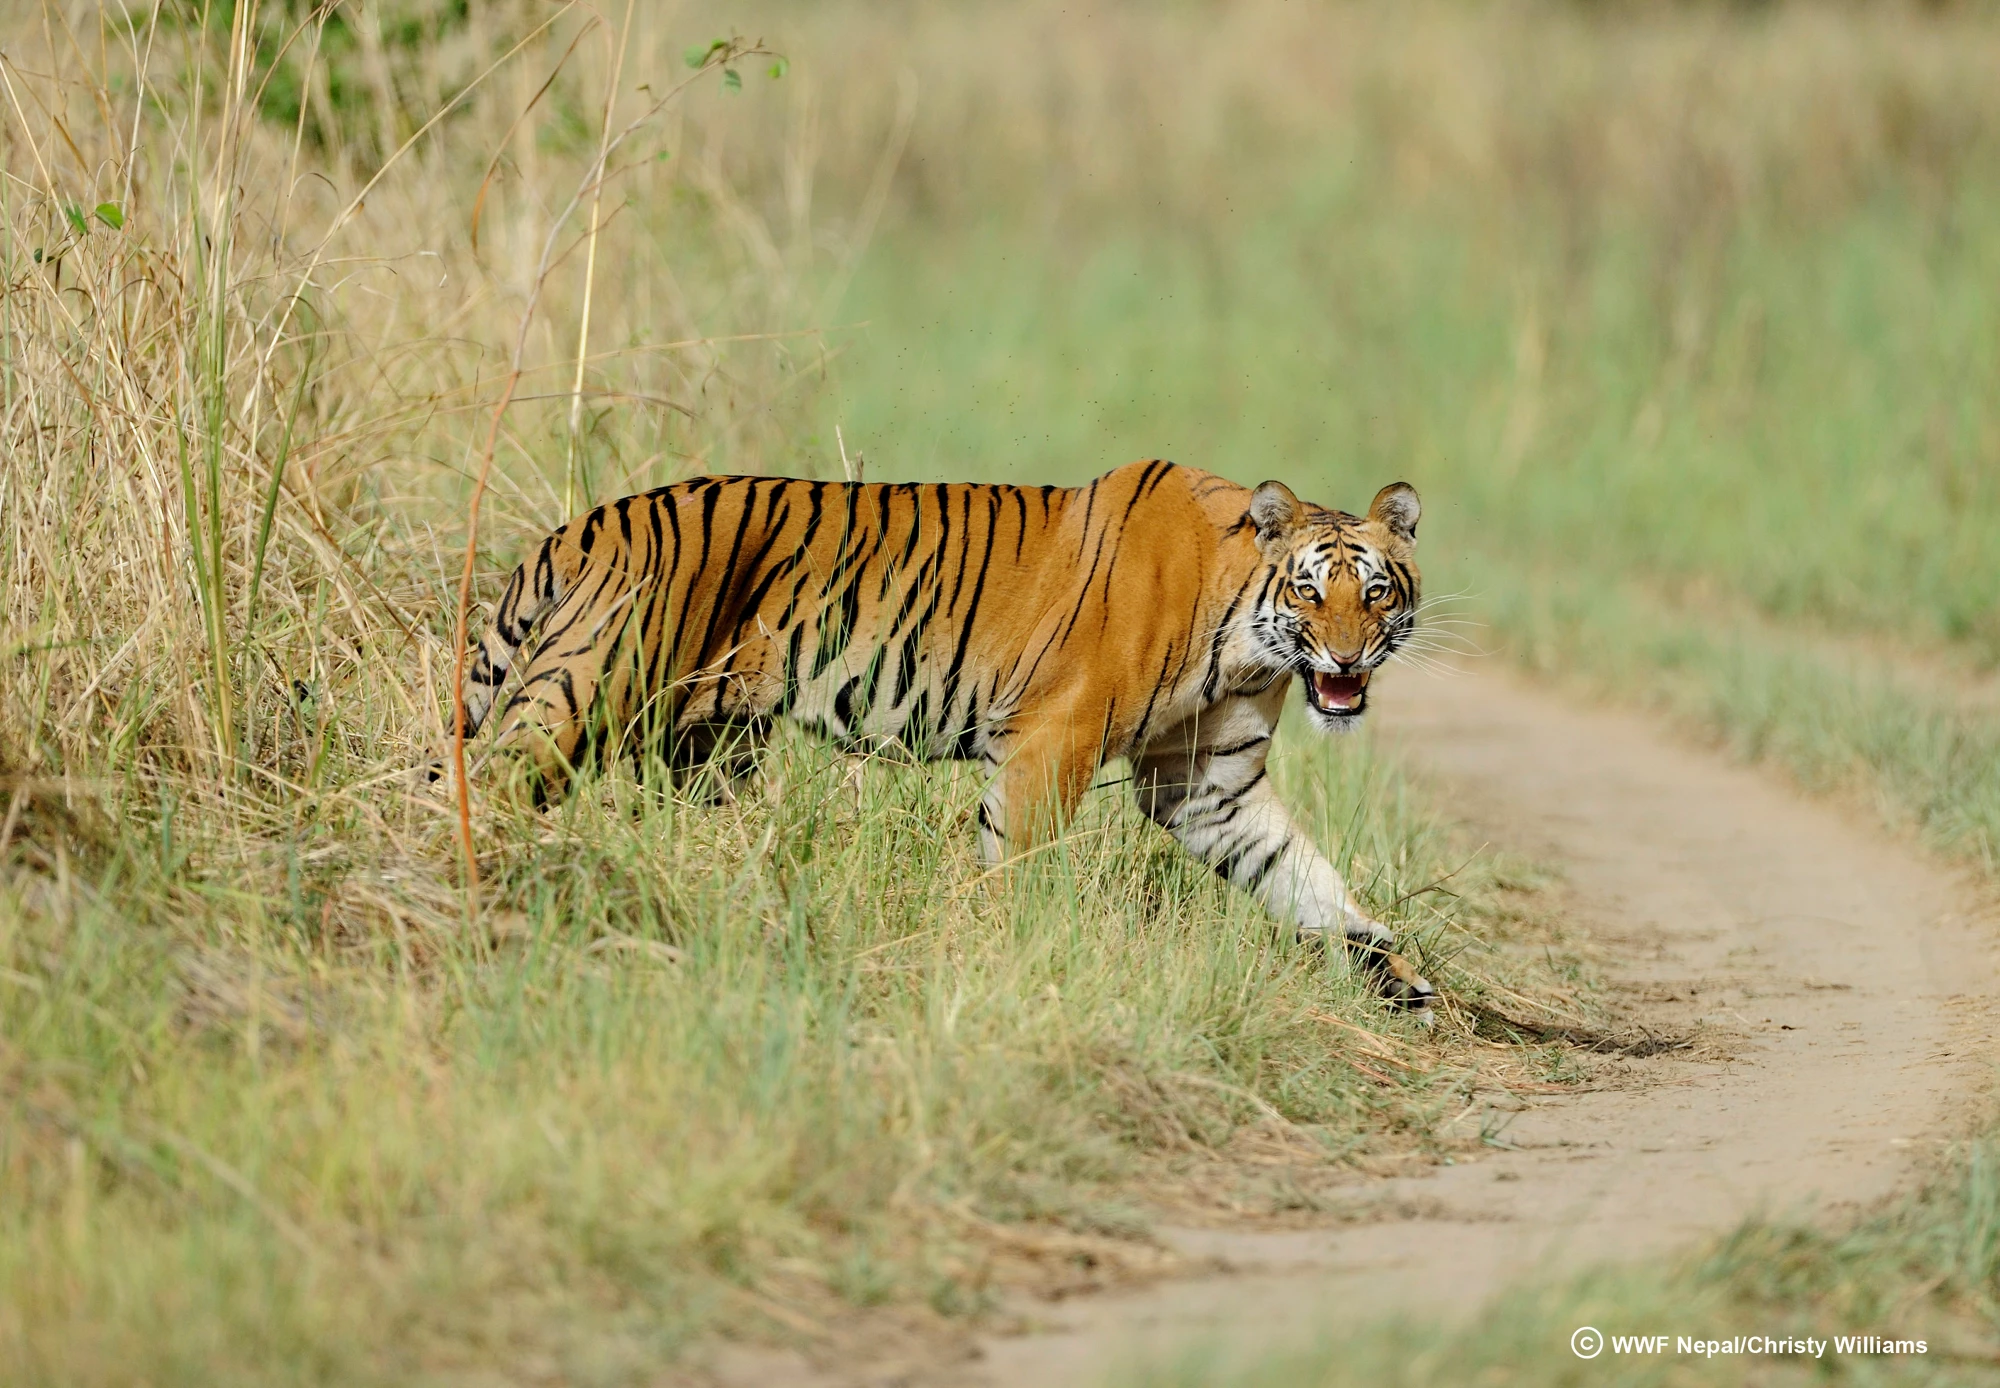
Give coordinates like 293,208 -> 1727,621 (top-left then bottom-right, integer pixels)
949,662 -> 1996,1385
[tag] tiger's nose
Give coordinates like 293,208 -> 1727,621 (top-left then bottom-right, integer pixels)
1329,646 -> 1363,668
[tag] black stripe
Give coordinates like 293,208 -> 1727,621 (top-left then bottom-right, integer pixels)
846,642 -> 889,730
1053,523 -> 1111,651
1120,460 -> 1163,531
1201,575 -> 1259,702
895,489 -> 957,677
935,492 -> 998,725
1130,646 -> 1176,746
949,686 -> 982,758
940,488 -> 976,614
493,564 -> 529,642
1241,840 -> 1287,890
774,483 -> 830,630
1075,478 -> 1100,558
729,543 -> 803,637
772,622 -> 808,715
812,525 -> 886,679
833,674 -> 859,731
691,479 -> 762,669
903,688 -> 932,750
814,484 -> 864,601
642,493 -> 667,583
885,483 -> 926,600
893,621 -> 924,710
664,482 -> 724,674
640,501 -> 687,696
1213,768 -> 1266,809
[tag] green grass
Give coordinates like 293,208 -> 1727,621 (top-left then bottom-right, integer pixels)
1,718 -> 1556,1383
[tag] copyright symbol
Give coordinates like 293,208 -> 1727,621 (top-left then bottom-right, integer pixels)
1572,1326 -> 1604,1359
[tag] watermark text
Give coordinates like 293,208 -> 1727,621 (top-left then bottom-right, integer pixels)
1570,1328 -> 1927,1361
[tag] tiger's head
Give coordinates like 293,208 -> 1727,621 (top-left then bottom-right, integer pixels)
1244,480 -> 1422,733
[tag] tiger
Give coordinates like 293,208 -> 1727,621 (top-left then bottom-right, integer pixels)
453,459 -> 1435,1011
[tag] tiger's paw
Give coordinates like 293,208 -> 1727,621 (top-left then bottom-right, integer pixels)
1355,943 -> 1437,1022
1313,930 -> 1436,1022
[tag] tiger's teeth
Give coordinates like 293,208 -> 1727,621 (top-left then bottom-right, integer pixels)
1312,672 -> 1367,709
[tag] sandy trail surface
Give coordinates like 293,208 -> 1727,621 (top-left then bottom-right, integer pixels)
709,663 -> 1995,1387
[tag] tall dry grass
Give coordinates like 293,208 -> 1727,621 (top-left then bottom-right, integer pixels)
2,2 -> 831,816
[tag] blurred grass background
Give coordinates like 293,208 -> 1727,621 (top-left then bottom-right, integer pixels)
2,0 -> 1998,1382
806,1 -> 2000,869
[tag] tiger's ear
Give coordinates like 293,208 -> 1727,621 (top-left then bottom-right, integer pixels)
1247,481 -> 1302,553
1368,482 -> 1420,544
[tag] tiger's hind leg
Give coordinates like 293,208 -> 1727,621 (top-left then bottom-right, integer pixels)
485,664 -> 604,807
487,604 -> 643,806
639,717 -> 772,806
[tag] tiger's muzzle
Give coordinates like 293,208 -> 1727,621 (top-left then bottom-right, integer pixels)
1303,668 -> 1370,719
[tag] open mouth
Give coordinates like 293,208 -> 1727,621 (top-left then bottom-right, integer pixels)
1305,670 -> 1370,716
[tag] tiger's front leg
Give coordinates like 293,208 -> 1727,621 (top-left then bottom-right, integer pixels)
975,715 -> 1104,868
1131,703 -> 1435,1013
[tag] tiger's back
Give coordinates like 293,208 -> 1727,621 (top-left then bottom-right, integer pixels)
463,461 -> 1232,792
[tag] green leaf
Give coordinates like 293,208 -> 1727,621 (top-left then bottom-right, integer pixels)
64,204 -> 87,236
94,201 -> 124,230
721,68 -> 742,92
685,38 -> 730,68
768,57 -> 789,80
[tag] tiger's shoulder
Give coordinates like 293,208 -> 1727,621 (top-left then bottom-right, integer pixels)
1072,459 -> 1256,530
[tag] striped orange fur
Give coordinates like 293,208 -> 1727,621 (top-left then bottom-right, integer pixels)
456,460 -> 1433,1009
